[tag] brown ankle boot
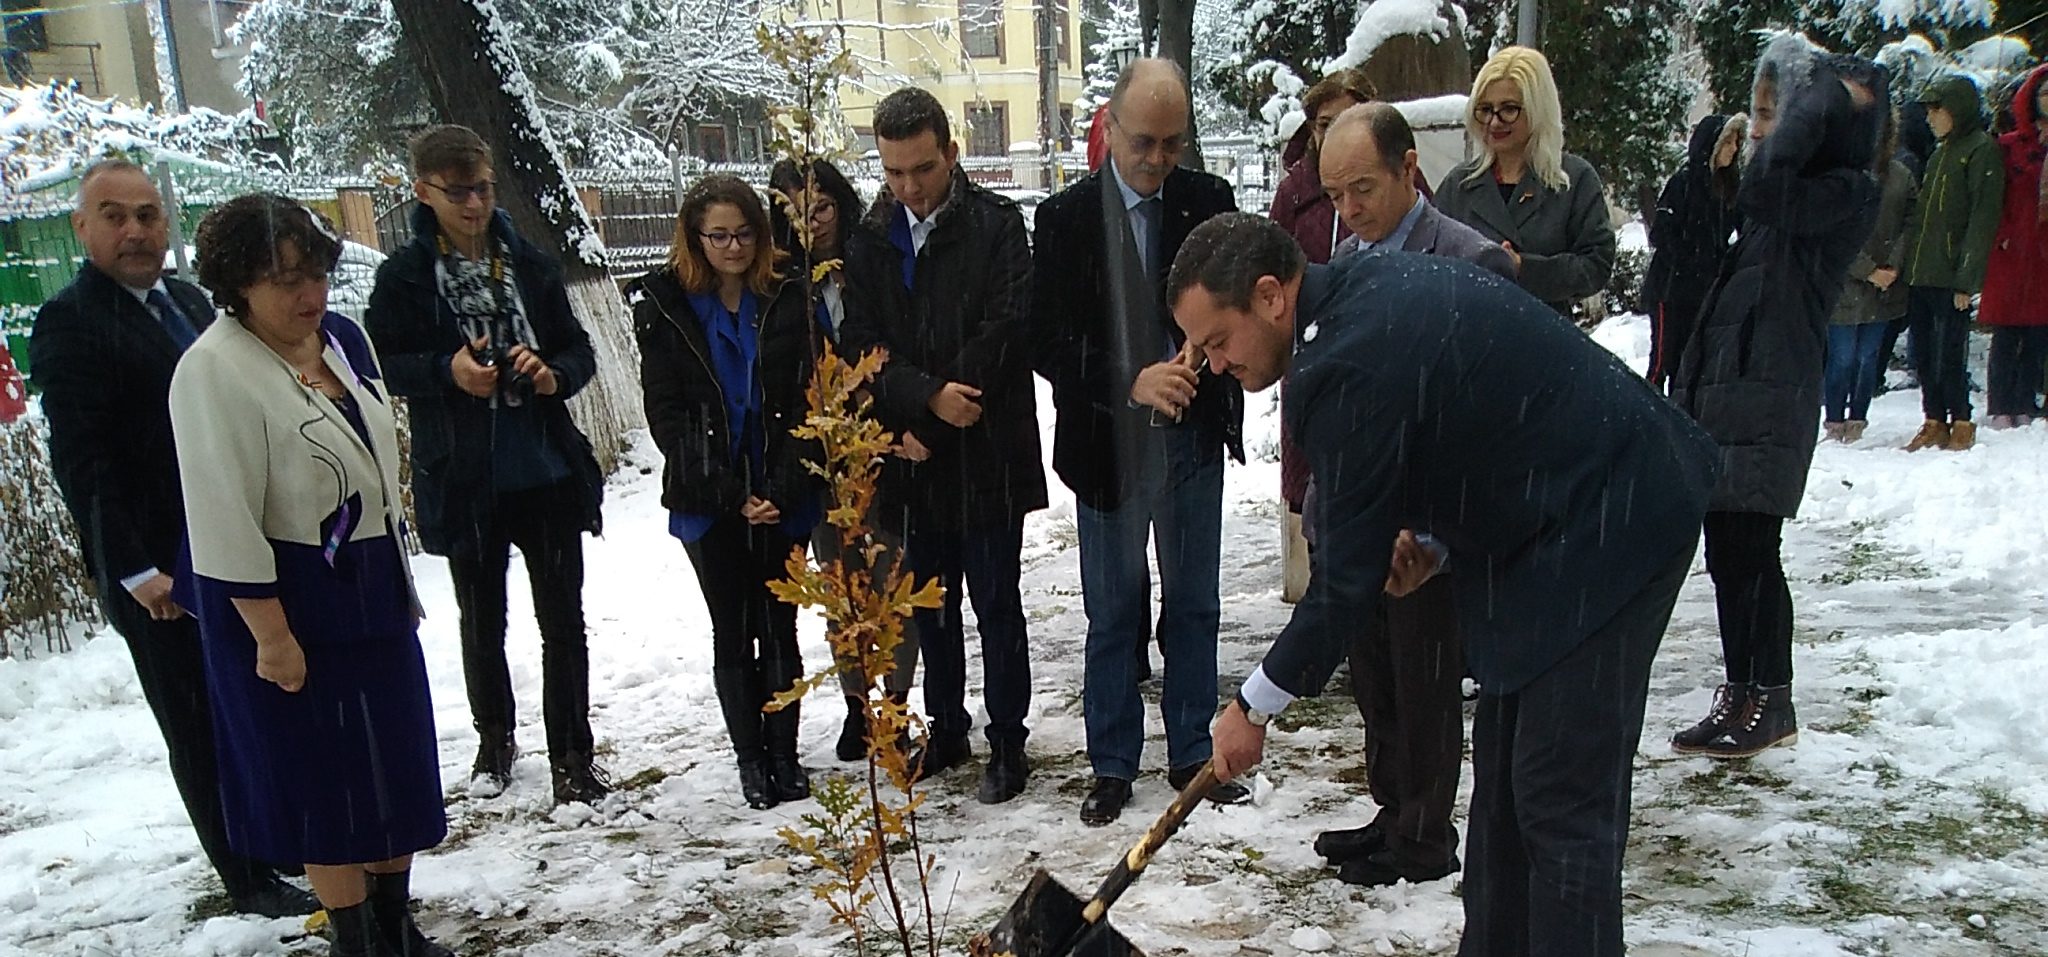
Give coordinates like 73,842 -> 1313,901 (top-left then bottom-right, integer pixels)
1905,420 -> 1950,451
1946,420 -> 1977,450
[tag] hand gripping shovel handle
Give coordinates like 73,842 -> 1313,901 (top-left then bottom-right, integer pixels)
1076,761 -> 1220,927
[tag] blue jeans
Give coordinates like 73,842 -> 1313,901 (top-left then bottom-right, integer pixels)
1076,424 -> 1224,780
1824,322 -> 1887,422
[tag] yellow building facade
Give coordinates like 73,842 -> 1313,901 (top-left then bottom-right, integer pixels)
803,0 -> 1086,157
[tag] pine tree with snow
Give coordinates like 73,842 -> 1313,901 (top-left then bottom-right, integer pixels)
1542,0 -> 1692,211
1211,0 -> 1358,123
1694,0 -> 1999,113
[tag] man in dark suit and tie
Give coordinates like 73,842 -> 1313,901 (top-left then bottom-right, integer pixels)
31,159 -> 316,916
1032,58 -> 1250,826
1172,213 -> 1718,957
1306,101 -> 1516,887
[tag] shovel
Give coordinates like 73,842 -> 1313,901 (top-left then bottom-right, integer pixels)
968,762 -> 1223,957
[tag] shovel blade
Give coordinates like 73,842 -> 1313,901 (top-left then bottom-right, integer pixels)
970,870 -> 1143,957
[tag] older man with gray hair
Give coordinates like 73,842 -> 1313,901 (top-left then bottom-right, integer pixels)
1032,58 -> 1250,826
1304,101 -> 1516,887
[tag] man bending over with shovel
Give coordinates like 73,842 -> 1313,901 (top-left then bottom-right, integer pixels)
1171,212 -> 1719,957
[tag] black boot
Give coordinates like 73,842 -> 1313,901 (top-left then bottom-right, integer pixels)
1671,682 -> 1755,755
365,870 -> 454,957
550,755 -> 613,806
1696,683 -> 1798,759
978,739 -> 1029,804
325,900 -> 389,957
470,730 -> 517,792
837,699 -> 868,763
713,667 -> 775,809
763,659 -> 811,803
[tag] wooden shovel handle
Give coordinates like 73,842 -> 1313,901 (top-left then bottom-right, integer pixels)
1077,761 -> 1219,925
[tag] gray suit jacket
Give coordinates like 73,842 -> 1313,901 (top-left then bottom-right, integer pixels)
1335,200 -> 1519,281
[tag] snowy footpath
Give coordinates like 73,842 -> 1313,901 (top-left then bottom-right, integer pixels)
4,314 -> 2046,956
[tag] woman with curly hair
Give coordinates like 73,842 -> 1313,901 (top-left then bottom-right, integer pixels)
171,193 -> 449,957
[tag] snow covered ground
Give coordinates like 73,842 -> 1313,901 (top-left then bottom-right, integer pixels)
5,314 -> 2047,956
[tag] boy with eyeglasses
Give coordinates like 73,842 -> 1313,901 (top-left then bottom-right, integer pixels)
366,124 -> 612,806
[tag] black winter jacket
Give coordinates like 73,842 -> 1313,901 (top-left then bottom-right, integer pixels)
627,269 -> 822,519
839,167 -> 1047,531
1641,115 -> 1739,322
1673,41 -> 1882,518
365,205 -> 604,558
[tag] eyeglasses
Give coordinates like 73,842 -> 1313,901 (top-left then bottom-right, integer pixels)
808,201 -> 838,225
699,228 -> 758,249
1109,112 -> 1187,158
1474,103 -> 1524,127
422,180 -> 496,204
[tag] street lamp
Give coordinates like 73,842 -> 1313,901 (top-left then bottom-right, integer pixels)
1111,42 -> 1138,73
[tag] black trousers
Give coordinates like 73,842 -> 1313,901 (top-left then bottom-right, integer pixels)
1986,325 -> 2048,417
446,482 -> 594,767
1346,573 -> 1465,867
1703,510 -> 1793,688
682,516 -> 806,756
908,516 -> 1032,746
683,517 -> 804,674
101,591 -> 276,892
1909,285 -> 1974,423
1459,540 -> 1692,957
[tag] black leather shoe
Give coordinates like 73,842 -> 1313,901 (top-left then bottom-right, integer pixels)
1336,849 -> 1458,887
908,733 -> 972,782
229,875 -> 320,918
977,741 -> 1030,804
770,752 -> 812,803
1079,777 -> 1133,827
738,760 -> 779,810
1167,763 -> 1250,806
551,759 -> 613,806
1313,823 -> 1388,864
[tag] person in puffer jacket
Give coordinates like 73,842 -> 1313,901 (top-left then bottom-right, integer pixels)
1669,37 -> 1884,762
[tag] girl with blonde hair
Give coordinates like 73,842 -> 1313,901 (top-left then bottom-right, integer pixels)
1435,45 -> 1618,317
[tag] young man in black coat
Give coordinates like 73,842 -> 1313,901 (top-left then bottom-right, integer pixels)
31,159 -> 317,916
1032,59 -> 1249,826
365,125 -> 610,805
1174,213 -> 1719,957
838,88 -> 1046,804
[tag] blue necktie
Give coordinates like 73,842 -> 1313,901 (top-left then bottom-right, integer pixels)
146,288 -> 199,351
1133,197 -> 1161,276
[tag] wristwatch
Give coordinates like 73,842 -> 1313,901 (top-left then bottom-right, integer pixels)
1233,690 -> 1272,727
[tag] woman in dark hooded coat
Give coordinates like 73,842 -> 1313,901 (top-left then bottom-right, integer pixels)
1641,113 -> 1747,391
1669,38 -> 1885,761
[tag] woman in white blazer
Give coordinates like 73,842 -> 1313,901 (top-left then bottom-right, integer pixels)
171,194 -> 449,957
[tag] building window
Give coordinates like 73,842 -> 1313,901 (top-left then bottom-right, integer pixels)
3,0 -> 48,53
737,125 -> 762,162
958,0 -> 1002,60
966,101 -> 1009,157
1057,0 -> 1071,66
699,125 -> 730,164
